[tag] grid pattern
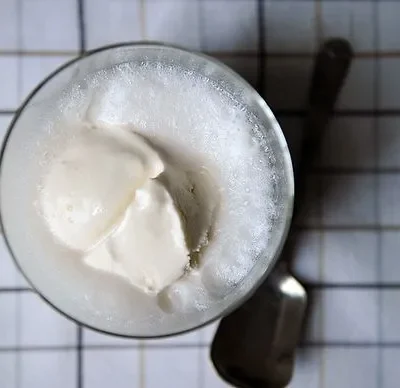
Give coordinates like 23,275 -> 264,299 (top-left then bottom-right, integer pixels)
1,0 -> 400,387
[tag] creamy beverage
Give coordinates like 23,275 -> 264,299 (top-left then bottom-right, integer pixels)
0,46 -> 293,336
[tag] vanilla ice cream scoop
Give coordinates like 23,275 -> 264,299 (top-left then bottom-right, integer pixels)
40,125 -> 164,251
107,179 -> 190,294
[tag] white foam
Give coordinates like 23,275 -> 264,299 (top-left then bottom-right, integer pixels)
4,54 -> 286,336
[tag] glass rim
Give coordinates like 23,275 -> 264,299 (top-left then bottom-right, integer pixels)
0,41 -> 295,339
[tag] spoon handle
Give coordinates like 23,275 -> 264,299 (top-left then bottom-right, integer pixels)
210,39 -> 353,388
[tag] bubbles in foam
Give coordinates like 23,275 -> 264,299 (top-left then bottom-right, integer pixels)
32,57 -> 282,331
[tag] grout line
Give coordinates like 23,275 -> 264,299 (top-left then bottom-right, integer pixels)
77,0 -> 86,55
276,108 -> 400,116
1,50 -> 400,59
3,340 -> 400,353
311,168 -> 400,174
0,288 -> 32,292
0,50 -> 79,57
305,283 -> 400,289
295,225 -> 400,231
77,326 -> 83,388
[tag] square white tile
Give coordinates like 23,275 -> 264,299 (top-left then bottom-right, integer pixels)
199,321 -> 219,345
382,349 -> 400,388
337,59 -> 375,110
85,0 -> 142,49
292,231 -> 321,283
320,2 -> 375,52
20,351 -> 76,388
378,117 -> 400,168
0,294 -> 17,347
294,174 -> 321,227
322,348 -> 378,388
0,0 -> 18,50
322,289 -> 379,342
381,290 -> 400,342
378,2 -> 400,51
289,348 -> 321,388
321,174 -> 376,226
318,117 -> 375,169
381,232 -> 400,283
264,1 -> 316,53
202,0 -> 258,52
20,293 -> 76,346
265,58 -> 313,110
201,347 -> 231,387
0,235 -> 21,288
215,56 -> 258,88
0,353 -> 17,388
378,174 -> 400,226
21,0 -> 79,51
84,349 -> 139,388
20,56 -> 75,101
83,328 -> 140,347
379,58 -> 400,110
145,348 -> 200,388
0,57 -> 19,110
146,0 -> 201,50
277,116 -> 303,167
322,231 -> 378,284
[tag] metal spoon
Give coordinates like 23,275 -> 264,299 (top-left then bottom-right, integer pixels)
210,38 -> 354,388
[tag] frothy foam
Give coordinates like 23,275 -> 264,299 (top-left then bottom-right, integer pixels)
2,50 -> 288,336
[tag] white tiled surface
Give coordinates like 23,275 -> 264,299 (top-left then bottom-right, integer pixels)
321,174 -> 376,226
85,0 -> 142,49
320,2 -> 375,52
322,232 -> 379,283
21,0 -> 79,51
20,351 -> 77,388
0,57 -> 19,110
19,293 -> 77,346
146,1 -> 201,50
1,1 -> 400,388
379,58 -> 400,109
378,2 -> 400,51
145,348 -> 200,388
381,232 -> 400,282
0,294 -> 18,347
203,0 -> 258,52
381,290 -> 400,342
323,348 -> 378,388
378,116 -> 400,168
0,0 -> 18,50
318,117 -> 375,169
0,354 -> 17,388
264,1 -> 317,53
382,349 -> 400,388
378,174 -> 400,226
84,349 -> 139,388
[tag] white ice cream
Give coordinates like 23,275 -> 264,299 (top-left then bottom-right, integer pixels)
40,124 -> 193,294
